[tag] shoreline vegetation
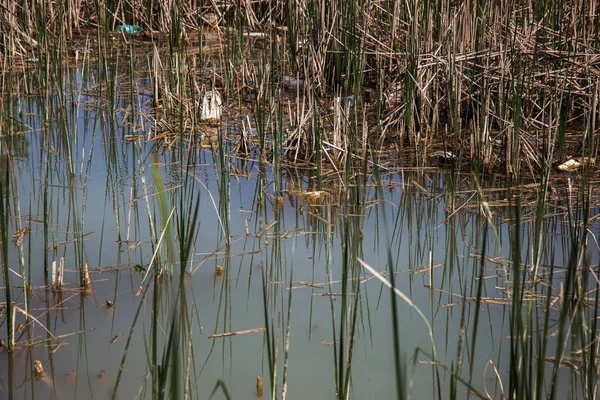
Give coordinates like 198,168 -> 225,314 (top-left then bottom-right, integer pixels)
0,0 -> 598,176
1,1 -> 600,399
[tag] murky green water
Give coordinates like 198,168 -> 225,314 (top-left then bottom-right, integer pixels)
0,65 -> 597,400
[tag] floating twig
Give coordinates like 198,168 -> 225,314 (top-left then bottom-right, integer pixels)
208,327 -> 265,339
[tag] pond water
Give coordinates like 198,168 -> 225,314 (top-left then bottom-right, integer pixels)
0,64 -> 598,400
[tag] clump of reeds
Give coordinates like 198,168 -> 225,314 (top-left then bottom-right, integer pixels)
2,1 -> 600,399
3,0 -> 598,176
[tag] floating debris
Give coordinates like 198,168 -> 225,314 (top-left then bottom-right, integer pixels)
33,360 -> 45,377
431,150 -> 457,161
557,157 -> 595,172
257,220 -> 278,237
110,334 -> 122,344
26,57 -> 39,63
581,157 -> 596,165
215,265 -> 224,277
126,241 -> 143,250
13,226 -> 30,246
558,159 -> 581,171
115,25 -> 143,34
34,361 -> 55,390
208,327 -> 266,339
298,190 -> 328,200
340,88 -> 374,107
105,300 -> 115,309
343,94 -> 370,107
201,90 -> 222,122
256,376 -> 263,397
282,76 -> 304,90
343,95 -> 359,106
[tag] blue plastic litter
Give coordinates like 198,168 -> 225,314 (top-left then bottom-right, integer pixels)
344,95 -> 362,106
115,25 -> 143,34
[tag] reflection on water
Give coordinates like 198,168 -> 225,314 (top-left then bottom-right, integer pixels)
0,66 -> 597,400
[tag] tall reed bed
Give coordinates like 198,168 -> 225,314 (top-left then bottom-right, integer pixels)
2,0 -> 598,176
1,0 -> 600,399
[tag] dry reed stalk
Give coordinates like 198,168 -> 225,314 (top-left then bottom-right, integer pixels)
51,260 -> 56,288
81,262 -> 92,290
256,376 -> 263,397
57,257 -> 64,289
208,327 -> 265,339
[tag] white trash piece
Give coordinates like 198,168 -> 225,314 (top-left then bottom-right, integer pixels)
201,90 -> 222,121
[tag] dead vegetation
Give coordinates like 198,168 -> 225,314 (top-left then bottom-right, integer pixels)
1,1 -> 599,175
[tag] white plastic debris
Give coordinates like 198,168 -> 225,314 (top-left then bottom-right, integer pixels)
201,90 -> 222,121
557,157 -> 596,171
431,150 -> 457,161
557,159 -> 581,171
